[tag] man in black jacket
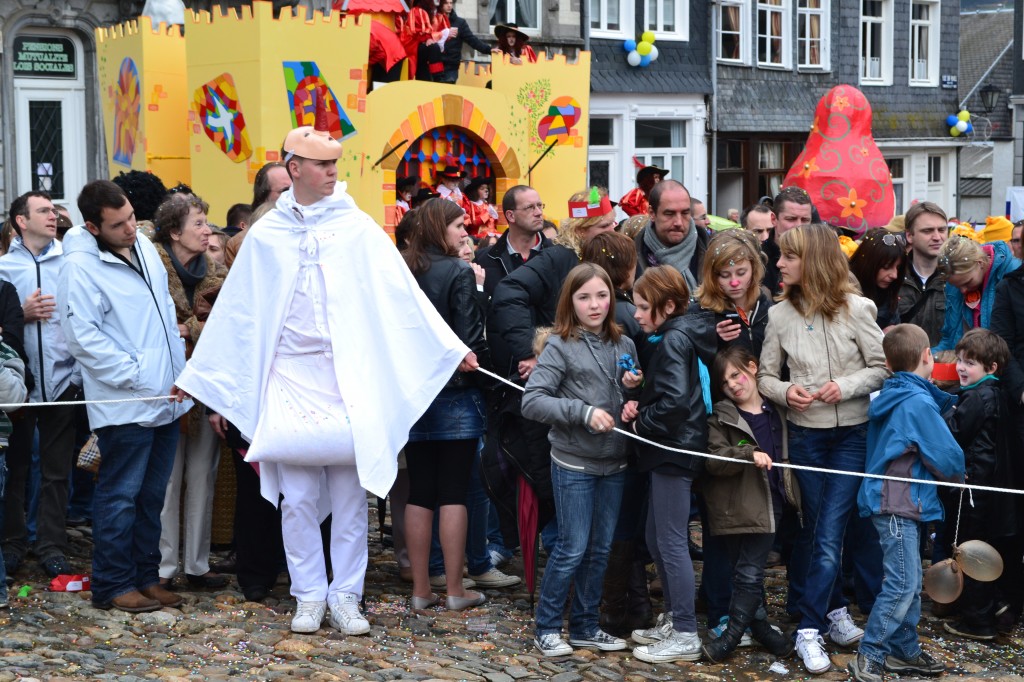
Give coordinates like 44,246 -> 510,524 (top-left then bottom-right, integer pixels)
437,0 -> 492,84
634,180 -> 709,291
475,185 -> 549,297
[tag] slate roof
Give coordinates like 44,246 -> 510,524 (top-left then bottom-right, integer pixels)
590,39 -> 712,94
959,9 -> 1014,140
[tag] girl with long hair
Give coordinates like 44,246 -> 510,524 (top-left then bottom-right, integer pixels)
848,228 -> 907,332
757,224 -> 888,675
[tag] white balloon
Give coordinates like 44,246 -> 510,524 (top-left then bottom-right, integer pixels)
627,50 -> 641,67
649,45 -> 659,62
955,120 -> 968,133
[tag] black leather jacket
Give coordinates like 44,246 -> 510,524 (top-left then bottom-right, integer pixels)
414,250 -> 489,386
475,230 -> 553,297
632,312 -> 717,476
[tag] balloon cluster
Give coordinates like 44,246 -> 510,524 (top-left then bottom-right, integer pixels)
623,32 -> 659,68
945,110 -> 973,137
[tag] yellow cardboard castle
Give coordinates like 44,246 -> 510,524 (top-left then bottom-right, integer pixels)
95,1 -> 591,234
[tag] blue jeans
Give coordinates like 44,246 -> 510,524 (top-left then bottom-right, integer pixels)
91,421 -> 179,605
429,439 -> 492,576
859,515 -> 922,665
535,463 -> 624,638
788,422 -> 868,634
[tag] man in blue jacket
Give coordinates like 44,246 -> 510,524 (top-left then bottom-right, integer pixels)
58,180 -> 191,613
0,191 -> 81,579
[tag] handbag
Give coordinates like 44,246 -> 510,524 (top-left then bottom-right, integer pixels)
76,433 -> 101,473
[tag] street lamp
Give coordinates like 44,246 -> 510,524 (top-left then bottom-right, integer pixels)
980,83 -> 1001,115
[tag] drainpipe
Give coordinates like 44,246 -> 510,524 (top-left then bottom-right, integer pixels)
582,0 -> 590,51
709,0 -> 718,213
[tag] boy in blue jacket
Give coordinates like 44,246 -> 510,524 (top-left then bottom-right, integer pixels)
849,324 -> 964,682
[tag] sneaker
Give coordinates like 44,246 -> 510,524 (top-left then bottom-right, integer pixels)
429,574 -> 476,590
943,620 -> 996,641
328,593 -> 370,635
847,653 -> 884,682
42,555 -> 72,579
568,629 -> 628,651
884,650 -> 946,676
632,630 -> 702,663
535,632 -> 573,657
795,628 -> 831,674
708,615 -> 754,647
995,601 -> 1016,634
826,606 -> 863,646
290,599 -> 327,633
468,568 -> 521,588
632,611 -> 673,644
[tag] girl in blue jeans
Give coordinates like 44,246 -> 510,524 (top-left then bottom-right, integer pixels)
522,263 -> 640,657
757,224 -> 888,675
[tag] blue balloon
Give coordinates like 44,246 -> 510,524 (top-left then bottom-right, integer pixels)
640,54 -> 652,67
966,122 -> 974,133
946,114 -> 958,127
623,39 -> 637,52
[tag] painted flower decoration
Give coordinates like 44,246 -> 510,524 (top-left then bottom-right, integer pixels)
831,95 -> 850,112
837,188 -> 865,220
798,157 -> 820,180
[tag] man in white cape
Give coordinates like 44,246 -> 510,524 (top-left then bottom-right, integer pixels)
174,117 -> 475,635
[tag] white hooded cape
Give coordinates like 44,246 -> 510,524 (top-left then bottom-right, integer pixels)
175,182 -> 468,500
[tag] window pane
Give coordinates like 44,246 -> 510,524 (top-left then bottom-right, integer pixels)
863,0 -> 882,17
671,156 -> 684,185
608,0 -> 619,29
636,120 -> 673,147
589,160 -> 610,191
912,2 -> 928,20
887,158 -> 904,178
30,101 -> 64,199
928,156 -> 941,183
717,140 -> 744,169
662,0 -> 675,31
590,119 -> 614,146
648,0 -> 657,28
590,0 -> 600,28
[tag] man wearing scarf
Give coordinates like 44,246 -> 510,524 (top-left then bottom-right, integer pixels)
634,180 -> 709,293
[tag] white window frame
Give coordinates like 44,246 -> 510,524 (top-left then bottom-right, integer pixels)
717,0 -> 750,64
797,0 -> 830,70
887,156 -> 908,214
860,0 -> 893,86
590,0 -> 632,38
488,0 -> 542,36
909,0 -> 940,87
643,0 -> 689,42
634,119 -> 689,187
756,0 -> 790,69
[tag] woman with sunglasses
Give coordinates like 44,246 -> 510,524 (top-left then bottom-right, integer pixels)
848,228 -> 907,333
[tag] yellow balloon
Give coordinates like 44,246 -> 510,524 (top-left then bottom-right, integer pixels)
924,558 -> 963,604
637,41 -> 653,56
641,31 -> 656,44
957,110 -> 971,122
950,126 -> 961,137
955,540 -> 1004,582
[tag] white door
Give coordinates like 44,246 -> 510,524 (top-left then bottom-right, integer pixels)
12,30 -> 88,224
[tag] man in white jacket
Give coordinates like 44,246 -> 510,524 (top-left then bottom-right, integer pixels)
58,180 -> 191,613
175,113 -> 475,635
0,191 -> 81,579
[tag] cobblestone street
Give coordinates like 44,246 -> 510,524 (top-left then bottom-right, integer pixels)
1,509 -> 1024,681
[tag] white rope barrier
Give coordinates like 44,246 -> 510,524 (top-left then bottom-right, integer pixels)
474,366 -> 1024,497
2,367 -> 1018,498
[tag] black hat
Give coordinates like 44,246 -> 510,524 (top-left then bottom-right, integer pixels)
437,165 -> 467,180
412,188 -> 440,207
397,176 -> 419,193
637,165 -> 669,184
465,176 -> 491,196
494,23 -> 530,42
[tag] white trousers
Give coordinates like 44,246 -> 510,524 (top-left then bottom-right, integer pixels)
279,462 -> 368,602
158,414 -> 221,579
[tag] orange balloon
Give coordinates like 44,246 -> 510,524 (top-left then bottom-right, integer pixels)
924,559 -> 963,604
954,540 -> 1004,582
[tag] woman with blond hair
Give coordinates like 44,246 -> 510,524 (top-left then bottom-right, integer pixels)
757,223 -> 888,675
934,234 -> 1020,352
693,229 -> 771,357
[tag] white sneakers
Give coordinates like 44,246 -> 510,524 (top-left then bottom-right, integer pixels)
795,628 -> 832,674
535,632 -> 573,657
632,630 -> 702,663
827,606 -> 864,647
291,600 -> 327,633
468,568 -> 521,588
631,611 -> 673,644
328,593 -> 371,635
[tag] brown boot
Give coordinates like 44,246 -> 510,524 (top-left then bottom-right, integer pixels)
107,590 -> 161,613
140,584 -> 184,608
